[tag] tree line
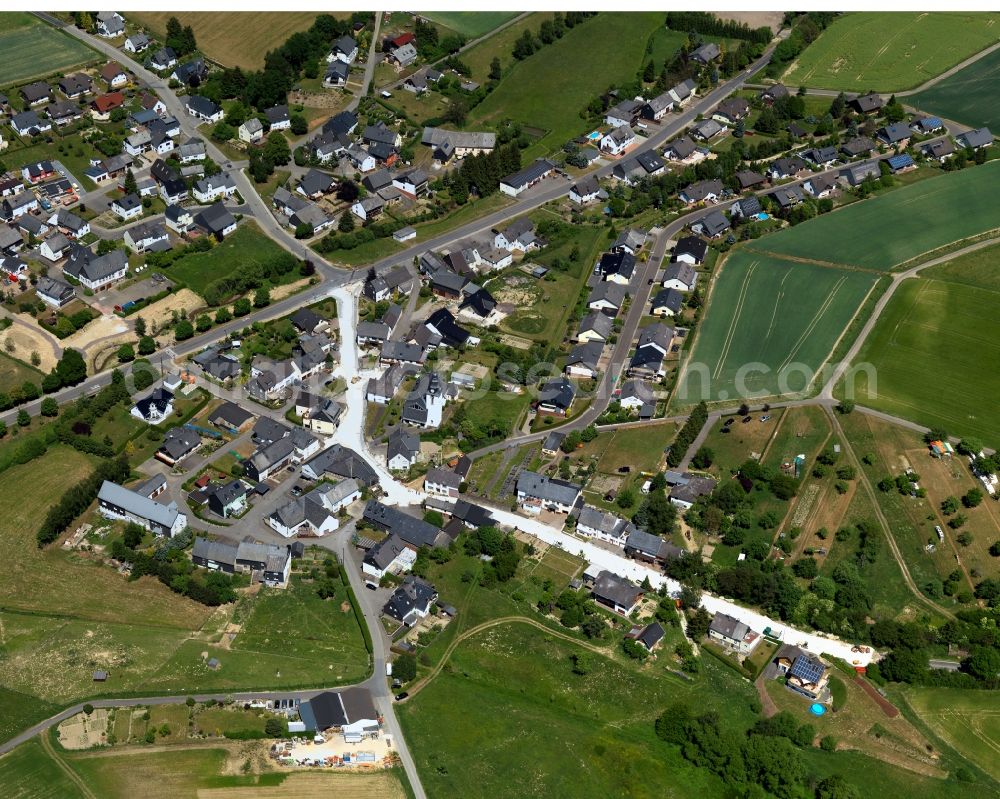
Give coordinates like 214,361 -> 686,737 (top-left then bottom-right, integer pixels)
664,11 -> 773,44
667,401 -> 709,467
37,455 -> 131,546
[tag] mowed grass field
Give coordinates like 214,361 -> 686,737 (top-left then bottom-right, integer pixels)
0,16 -> 97,86
912,45 -> 1000,131
469,12 -> 664,158
846,270 -> 1000,443
745,162 -> 1000,271
0,739 -> 85,799
782,12 -> 1000,92
419,12 -> 519,38
129,12 -> 334,70
676,251 -> 876,403
902,687 -> 1000,782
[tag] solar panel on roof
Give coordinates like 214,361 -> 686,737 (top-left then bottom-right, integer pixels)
790,655 -> 825,683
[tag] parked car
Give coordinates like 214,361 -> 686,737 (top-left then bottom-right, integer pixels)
760,415 -> 771,422
724,418 -> 735,427
394,692 -> 409,701
742,416 -> 752,423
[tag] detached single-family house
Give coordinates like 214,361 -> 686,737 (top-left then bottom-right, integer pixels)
124,219 -> 170,253
389,42 -> 418,69
239,117 -> 264,143
111,193 -> 142,221
383,576 -> 437,625
841,136 -> 877,158
680,178 -> 723,205
661,261 -> 697,292
387,428 -> 421,471
499,159 -> 556,197
768,155 -> 808,181
124,32 -> 151,53
577,505 -> 633,545
576,311 -> 614,343
363,534 -> 417,581
185,95 -> 223,123
494,217 -> 541,252
629,323 -> 673,379
691,119 -> 723,141
599,251 -> 637,285
640,91 -> 674,121
329,34 -> 358,64
570,175 -> 604,204
957,127 -> 993,150
97,480 -> 187,537
651,287 -> 685,318
149,47 -> 178,71
605,99 -> 642,128
58,72 -> 93,98
516,471 -> 581,514
877,121 -> 911,147
850,92 -> 884,114
424,467 -> 462,498
691,41 -> 721,64
924,138 -> 956,163
35,275 -> 75,307
95,11 -> 125,37
600,125 -> 637,156
265,104 -> 291,130
840,160 -> 881,186
10,110 -> 52,136
40,233 -> 71,263
20,81 -> 53,106
192,173 -> 237,204
100,61 -> 128,89
801,146 -> 840,168
588,281 -> 627,315
268,493 -> 338,537
194,202 -> 238,240
537,377 -> 575,416
803,173 -> 838,198
591,570 -> 643,614
708,613 -> 761,654
663,135 -> 698,161
712,97 -> 750,125
164,204 -> 193,234
673,236 -> 707,266
565,340 -> 603,379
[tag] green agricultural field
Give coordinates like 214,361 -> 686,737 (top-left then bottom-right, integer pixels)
845,276 -> 1000,444
782,12 -> 1000,92
420,11 -> 519,38
468,12 -> 664,158
902,686 -> 1000,781
912,45 -> 1000,133
675,251 -> 876,403
166,223 -> 298,301
745,162 -> 1000,271
459,13 -> 556,82
0,19 -> 97,86
0,739 -> 85,799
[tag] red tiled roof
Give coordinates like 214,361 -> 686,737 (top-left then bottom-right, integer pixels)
391,32 -> 415,47
92,92 -> 125,113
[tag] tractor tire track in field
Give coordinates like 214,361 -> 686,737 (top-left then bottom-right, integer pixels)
776,276 -> 848,375
40,731 -> 97,799
713,260 -> 758,380
825,406 -> 956,621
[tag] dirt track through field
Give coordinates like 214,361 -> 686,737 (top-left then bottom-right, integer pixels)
41,731 -> 98,799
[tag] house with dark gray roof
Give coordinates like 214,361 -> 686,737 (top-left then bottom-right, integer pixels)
363,533 -> 417,580
565,340 -> 604,379
383,575 -> 438,625
537,377 -> 575,416
957,127 -> 993,150
690,209 -> 730,239
591,570 -> 643,614
661,262 -> 697,292
516,471 -> 581,514
624,529 -> 685,563
364,501 -> 444,549
301,444 -> 378,486
629,322 -> 673,379
708,612 -> 761,654
98,480 -> 187,537
652,287 -> 685,318
387,427 -> 420,471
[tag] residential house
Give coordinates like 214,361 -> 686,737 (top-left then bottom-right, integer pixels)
840,136 -> 877,158
690,209 -> 730,239
265,105 -> 291,130
149,47 -> 178,71
364,501 -> 446,550
20,81 -> 53,106
591,570 -> 643,614
389,42 -> 418,69
570,174 -> 604,204
380,340 -> 425,367
599,251 -> 637,284
192,173 -> 237,204
712,97 -> 750,125
629,323 -> 673,379
458,287 -> 497,323
618,378 -> 656,418
924,138 -> 956,163
124,32 -> 151,53
164,204 -> 193,234
238,117 -> 264,143
62,247 -> 128,291
100,61 -> 128,89
516,470 -> 581,514
588,281 -> 627,315
663,135 -> 698,161
383,576 -> 438,625
910,116 -> 943,135
877,121 -> 911,147
759,84 -> 789,105
424,467 -> 462,498
499,159 -> 556,197
537,377 -> 575,416
768,156 -> 808,181
730,195 -> 762,220
604,98 -> 642,128
680,178 -> 723,205
429,268 -> 467,299
803,173 -> 837,198
40,233 -> 71,263
205,480 -> 248,518
957,127 -> 993,150
886,153 -> 916,173
208,401 -> 254,433
329,34 -> 358,64
734,169 -> 767,191
301,444 -> 378,486
35,275 -> 75,308
420,127 -> 495,162
392,169 -> 428,199
668,78 -> 698,107
565,340 -> 603,379
640,91 -> 674,121
577,505 -> 634,545
542,431 -> 566,456
779,650 -> 831,700
661,261 -> 697,292
58,73 -> 93,98
123,219 -> 169,253
156,427 -> 202,465
387,428 -> 420,471
267,493 -> 338,537
95,11 -> 125,37
111,193 -> 142,221
612,228 -> 647,255
90,91 -> 125,120
708,613 -> 761,654
850,92 -> 884,114
192,537 -> 291,587
600,125 -> 637,156
10,110 -> 52,136
363,533 -> 417,580
673,236 -> 707,265
771,183 -> 805,211
576,311 -> 613,343
298,168 -> 335,199
185,95 -> 223,123
424,308 -> 470,348
624,528 -> 685,564
172,58 -> 207,86
669,474 -> 717,509
691,42 -> 721,64
194,202 -> 238,240
401,371 -> 447,428
131,388 -> 173,423
691,119 -> 723,141
840,160 -> 881,186
801,146 -> 840,168
98,480 -> 187,537
651,287 -> 684,318
480,247 -> 513,270
315,479 -> 361,513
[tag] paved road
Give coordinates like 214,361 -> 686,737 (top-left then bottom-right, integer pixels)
347,12 -> 382,113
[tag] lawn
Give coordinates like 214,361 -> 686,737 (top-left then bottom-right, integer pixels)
743,162 -> 1000,271
419,12 -> 520,39
129,12 -> 335,70
781,12 -> 1000,92
675,251 -> 876,403
0,349 -> 43,394
912,45 -> 1000,131
468,12 -> 665,158
594,423 -> 678,476
460,389 -> 532,439
700,408 -> 786,478
846,275 -> 1000,444
167,223 -> 297,302
0,739 -> 85,799
902,686 -> 1000,781
459,13 -> 556,81
0,18 -> 97,86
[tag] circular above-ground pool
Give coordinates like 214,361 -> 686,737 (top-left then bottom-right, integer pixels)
810,703 -> 826,716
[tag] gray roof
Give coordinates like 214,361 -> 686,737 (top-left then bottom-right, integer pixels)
683,179 -> 723,202
566,340 -> 604,372
578,311 -> 613,339
425,467 -> 462,489
302,444 -> 378,486
270,494 -> 330,529
364,500 -> 441,548
364,532 -> 412,570
662,261 -> 696,287
516,471 -> 581,506
588,281 -> 626,308
592,570 -> 643,608
958,127 -> 993,149
315,478 -> 360,507
693,209 -> 730,237
709,612 -> 751,642
501,159 -> 556,190
421,126 -> 496,151
578,504 -> 629,536
98,480 -> 182,529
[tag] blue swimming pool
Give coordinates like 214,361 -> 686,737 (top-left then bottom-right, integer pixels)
756,212 -> 770,221
810,703 -> 826,716
587,131 -> 601,140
